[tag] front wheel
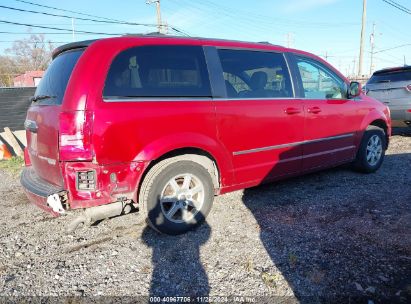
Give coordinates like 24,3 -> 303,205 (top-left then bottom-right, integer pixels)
352,126 -> 386,173
139,159 -> 214,235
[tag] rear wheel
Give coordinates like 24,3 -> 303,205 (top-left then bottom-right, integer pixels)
353,126 -> 386,173
139,158 -> 214,235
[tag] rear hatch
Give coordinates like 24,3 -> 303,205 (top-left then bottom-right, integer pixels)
366,68 -> 411,105
25,49 -> 83,186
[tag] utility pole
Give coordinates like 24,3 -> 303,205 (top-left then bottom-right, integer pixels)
358,0 -> 367,76
325,51 -> 328,61
285,33 -> 293,48
146,0 -> 163,33
369,22 -> 376,75
163,21 -> 169,34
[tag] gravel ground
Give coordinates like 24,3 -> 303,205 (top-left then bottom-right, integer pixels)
0,128 -> 410,303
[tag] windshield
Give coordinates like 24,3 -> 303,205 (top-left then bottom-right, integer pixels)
34,49 -> 83,105
368,70 -> 411,84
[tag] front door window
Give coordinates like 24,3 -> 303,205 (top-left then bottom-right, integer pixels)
296,59 -> 347,99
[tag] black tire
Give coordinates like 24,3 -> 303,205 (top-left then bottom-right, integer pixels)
139,158 -> 214,235
352,126 -> 386,173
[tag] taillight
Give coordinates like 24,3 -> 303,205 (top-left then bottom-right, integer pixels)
59,111 -> 94,161
406,84 -> 411,92
76,170 -> 96,190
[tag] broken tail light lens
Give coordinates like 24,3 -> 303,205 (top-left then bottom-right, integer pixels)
59,111 -> 94,161
76,170 -> 96,190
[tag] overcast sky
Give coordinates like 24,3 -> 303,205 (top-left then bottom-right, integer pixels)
0,0 -> 410,76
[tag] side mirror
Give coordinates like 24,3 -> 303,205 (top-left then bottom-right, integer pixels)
349,81 -> 361,98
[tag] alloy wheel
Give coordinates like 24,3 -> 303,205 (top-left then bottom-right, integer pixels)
159,173 -> 205,224
366,134 -> 383,166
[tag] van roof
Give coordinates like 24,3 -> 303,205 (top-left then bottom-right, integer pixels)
51,34 -> 346,79
52,34 -> 287,59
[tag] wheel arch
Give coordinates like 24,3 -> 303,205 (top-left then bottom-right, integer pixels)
357,110 -> 390,149
133,132 -> 234,182
134,146 -> 231,204
367,119 -> 389,149
146,147 -> 220,189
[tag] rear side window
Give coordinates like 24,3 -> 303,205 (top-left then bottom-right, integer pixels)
368,70 -> 411,84
217,49 -> 293,98
35,49 -> 83,105
104,46 -> 211,99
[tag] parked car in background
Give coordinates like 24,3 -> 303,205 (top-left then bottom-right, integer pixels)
21,35 -> 391,235
365,65 -> 411,127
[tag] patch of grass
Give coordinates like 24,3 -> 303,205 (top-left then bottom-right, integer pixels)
261,271 -> 280,288
0,157 -> 24,175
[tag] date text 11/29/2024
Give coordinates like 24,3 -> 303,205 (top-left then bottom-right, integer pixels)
149,296 -> 257,303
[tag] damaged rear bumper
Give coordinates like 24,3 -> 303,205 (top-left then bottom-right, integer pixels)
20,166 -> 66,216
21,161 -> 150,216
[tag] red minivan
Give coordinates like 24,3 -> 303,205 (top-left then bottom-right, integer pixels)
21,35 -> 391,235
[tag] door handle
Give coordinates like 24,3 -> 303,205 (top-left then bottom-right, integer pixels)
284,107 -> 301,115
307,107 -> 322,114
24,120 -> 38,133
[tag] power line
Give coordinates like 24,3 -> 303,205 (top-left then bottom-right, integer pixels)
0,19 -> 122,35
236,1 -> 354,28
382,0 -> 411,15
373,56 -> 400,65
387,0 -> 411,12
374,43 -> 411,54
165,0 -> 290,40
0,4 -> 158,28
374,49 -> 405,61
196,0 -> 359,28
9,0 -> 189,36
12,0 -> 124,22
0,31 -> 93,35
0,19 -> 189,38
165,0 -> 358,47
0,40 -> 70,43
377,20 -> 409,42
